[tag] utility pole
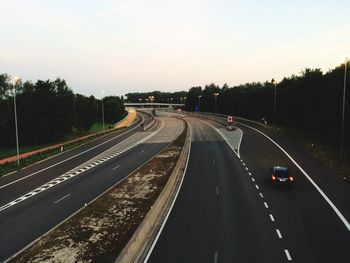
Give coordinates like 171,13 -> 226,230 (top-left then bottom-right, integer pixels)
12,76 -> 20,166
340,58 -> 348,159
272,79 -> 277,126
214,92 -> 219,113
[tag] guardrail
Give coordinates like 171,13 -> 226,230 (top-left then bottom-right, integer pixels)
158,108 -> 267,128
136,109 -> 157,131
116,120 -> 190,263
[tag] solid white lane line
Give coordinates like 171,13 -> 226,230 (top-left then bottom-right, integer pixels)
0,119 -> 166,213
214,251 -> 218,263
216,186 -> 219,196
236,128 -> 243,157
54,194 -> 71,204
276,229 -> 282,238
255,184 -> 259,189
0,115 -> 145,189
198,119 -> 243,158
237,121 -> 350,232
264,202 -> 269,208
270,214 -> 275,222
143,125 -> 192,262
248,172 -> 252,176
259,192 -> 264,198
112,165 -> 121,170
251,178 -> 255,182
284,249 -> 292,261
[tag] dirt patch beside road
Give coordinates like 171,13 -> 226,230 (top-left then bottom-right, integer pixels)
14,120 -> 187,263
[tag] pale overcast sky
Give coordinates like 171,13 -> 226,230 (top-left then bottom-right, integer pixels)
0,0 -> 349,98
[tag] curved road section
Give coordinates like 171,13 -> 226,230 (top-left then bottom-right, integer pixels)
146,116 -> 350,263
0,114 -> 183,261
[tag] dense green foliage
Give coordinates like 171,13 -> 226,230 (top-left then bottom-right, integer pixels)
0,75 -> 125,147
125,91 -> 187,104
185,64 -> 350,153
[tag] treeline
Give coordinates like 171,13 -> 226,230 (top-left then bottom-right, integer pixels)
186,63 -> 350,152
0,75 -> 125,147
125,91 -> 187,104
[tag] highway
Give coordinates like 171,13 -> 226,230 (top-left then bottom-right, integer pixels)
1,110 -> 350,262
0,112 -> 184,261
146,116 -> 350,263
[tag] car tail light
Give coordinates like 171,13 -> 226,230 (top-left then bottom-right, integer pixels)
272,175 -> 276,181
289,176 -> 294,181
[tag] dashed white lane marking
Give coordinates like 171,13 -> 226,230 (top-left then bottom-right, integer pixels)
259,192 -> 264,198
269,214 -> 275,222
112,165 -> 121,170
284,249 -> 292,261
264,202 -> 269,208
214,251 -> 218,263
248,172 -> 252,176
240,159 -> 243,162
54,194 -> 71,204
216,186 -> 219,196
255,184 -> 259,189
251,178 -> 255,182
0,116 -> 145,189
140,150 -> 145,154
245,167 -> 249,171
237,121 -> 350,232
242,162 -> 246,166
276,229 -> 282,238
0,120 -> 166,213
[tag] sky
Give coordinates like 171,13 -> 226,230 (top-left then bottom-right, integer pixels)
0,0 -> 349,98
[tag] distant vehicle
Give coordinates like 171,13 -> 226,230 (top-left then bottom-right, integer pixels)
270,166 -> 294,185
227,115 -> 235,131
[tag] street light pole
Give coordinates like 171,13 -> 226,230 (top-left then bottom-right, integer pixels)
101,90 -> 105,133
272,79 -> 277,126
341,58 -> 348,159
12,76 -> 20,166
198,95 -> 202,111
214,93 -> 219,113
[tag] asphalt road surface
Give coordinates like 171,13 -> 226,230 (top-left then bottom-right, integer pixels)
147,117 -> 350,263
0,114 -> 183,261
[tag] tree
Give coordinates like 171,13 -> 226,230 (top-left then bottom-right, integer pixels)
74,94 -> 98,132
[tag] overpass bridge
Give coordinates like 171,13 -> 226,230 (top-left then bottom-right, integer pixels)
124,102 -> 185,108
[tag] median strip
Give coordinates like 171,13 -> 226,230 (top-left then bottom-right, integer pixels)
11,119 -> 188,263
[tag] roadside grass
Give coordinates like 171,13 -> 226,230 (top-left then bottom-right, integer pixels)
270,126 -> 350,181
89,122 -> 115,133
0,124 -> 126,177
0,122 -> 115,160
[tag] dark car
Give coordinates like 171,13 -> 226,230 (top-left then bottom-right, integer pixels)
270,166 -> 294,185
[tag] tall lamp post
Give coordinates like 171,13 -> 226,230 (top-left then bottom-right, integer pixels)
101,90 -> 105,133
198,95 -> 202,111
272,79 -> 277,126
12,76 -> 20,166
214,92 -> 219,113
341,58 -> 348,159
